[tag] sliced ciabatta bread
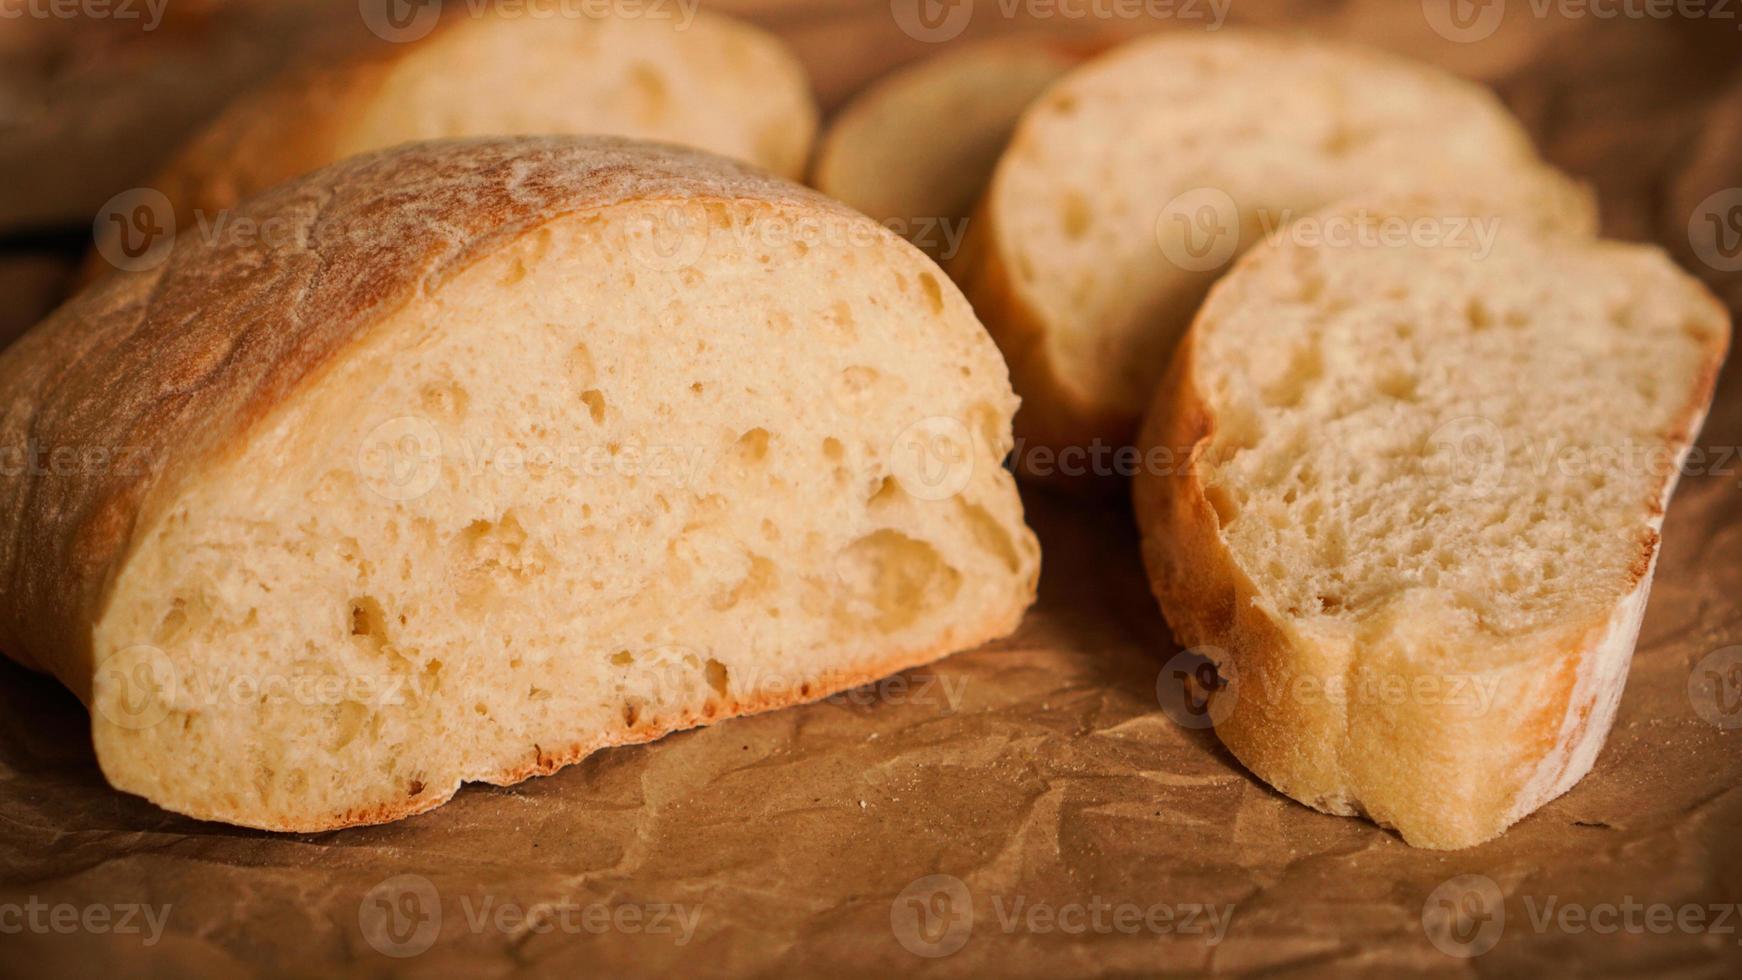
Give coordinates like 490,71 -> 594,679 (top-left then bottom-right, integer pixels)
86,7 -> 815,279
1133,194 -> 1729,849
1,136 -> 1038,832
954,31 -> 1595,465
811,35 -> 1100,260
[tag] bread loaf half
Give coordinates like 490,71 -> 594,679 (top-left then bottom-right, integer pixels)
1133,195 -> 1729,848
87,7 -> 815,278
954,31 -> 1595,463
1,136 -> 1039,832
811,35 -> 1099,260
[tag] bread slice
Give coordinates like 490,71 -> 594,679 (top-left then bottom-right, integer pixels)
953,31 -> 1596,463
1133,194 -> 1729,849
1,136 -> 1039,832
810,35 -> 1100,260
85,7 -> 815,278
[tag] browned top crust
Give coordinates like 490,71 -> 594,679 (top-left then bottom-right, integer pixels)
0,135 -> 847,697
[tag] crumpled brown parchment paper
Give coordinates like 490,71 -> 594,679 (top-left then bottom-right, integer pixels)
1,2 -> 1740,976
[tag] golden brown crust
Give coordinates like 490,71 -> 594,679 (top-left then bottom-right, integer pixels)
159,622 -> 1015,833
0,136 -> 853,704
948,195 -> 1128,482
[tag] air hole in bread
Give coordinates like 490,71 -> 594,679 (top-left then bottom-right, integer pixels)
1467,298 -> 1494,332
713,554 -> 777,612
918,273 -> 945,316
868,475 -> 902,507
734,427 -> 771,464
580,389 -> 607,423
349,597 -> 389,648
705,658 -> 729,697
420,380 -> 469,422
833,531 -> 961,633
568,342 -> 596,386
959,500 -> 1024,574
826,300 -> 857,337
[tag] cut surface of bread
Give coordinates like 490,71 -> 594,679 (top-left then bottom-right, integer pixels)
955,31 -> 1596,461
1134,195 -> 1729,849
811,35 -> 1098,260
0,137 -> 1038,831
86,6 -> 815,278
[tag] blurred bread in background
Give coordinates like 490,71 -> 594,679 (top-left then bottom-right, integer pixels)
951,31 -> 1595,467
0,0 -> 353,235
0,253 -> 72,350
83,6 -> 816,281
812,35 -> 1104,260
